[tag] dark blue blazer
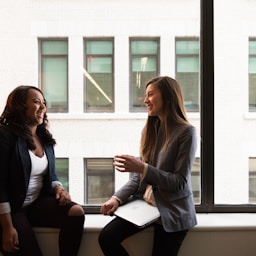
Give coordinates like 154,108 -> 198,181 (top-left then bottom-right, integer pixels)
0,127 -> 59,213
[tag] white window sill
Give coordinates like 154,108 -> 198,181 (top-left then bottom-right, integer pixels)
34,213 -> 256,233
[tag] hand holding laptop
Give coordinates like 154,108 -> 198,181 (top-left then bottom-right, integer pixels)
100,197 -> 120,216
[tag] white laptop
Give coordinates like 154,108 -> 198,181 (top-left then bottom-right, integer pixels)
114,199 -> 160,228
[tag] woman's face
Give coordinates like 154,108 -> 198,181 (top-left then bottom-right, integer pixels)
144,83 -> 164,118
25,89 -> 46,127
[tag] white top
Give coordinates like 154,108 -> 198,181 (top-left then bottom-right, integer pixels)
23,150 -> 48,207
0,150 -> 62,214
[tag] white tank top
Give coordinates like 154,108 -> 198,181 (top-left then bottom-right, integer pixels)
23,150 -> 48,207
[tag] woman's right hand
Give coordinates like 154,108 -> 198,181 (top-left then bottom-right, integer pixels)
2,226 -> 19,253
100,197 -> 120,216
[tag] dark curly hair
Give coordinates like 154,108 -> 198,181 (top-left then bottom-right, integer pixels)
0,85 -> 56,150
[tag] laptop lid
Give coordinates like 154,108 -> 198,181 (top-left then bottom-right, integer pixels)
114,199 -> 160,228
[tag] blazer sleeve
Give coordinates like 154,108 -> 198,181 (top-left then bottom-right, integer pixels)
113,172 -> 142,204
144,125 -> 197,199
43,144 -> 60,193
0,128 -> 16,203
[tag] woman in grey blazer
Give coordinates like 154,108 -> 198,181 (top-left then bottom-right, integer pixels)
0,86 -> 85,256
99,76 -> 197,256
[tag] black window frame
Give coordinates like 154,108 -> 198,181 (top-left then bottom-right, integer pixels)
84,0 -> 256,214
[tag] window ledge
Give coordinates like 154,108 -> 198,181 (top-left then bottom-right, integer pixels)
33,213 -> 256,233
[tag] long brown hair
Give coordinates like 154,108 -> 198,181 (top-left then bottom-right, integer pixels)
0,85 -> 56,149
140,76 -> 189,163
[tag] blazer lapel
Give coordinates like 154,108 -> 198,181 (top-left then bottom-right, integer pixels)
17,137 -> 31,189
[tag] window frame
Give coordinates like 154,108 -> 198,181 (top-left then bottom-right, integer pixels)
175,37 -> 200,112
38,38 -> 69,113
249,37 -> 256,112
84,158 -> 115,206
197,0 -> 256,213
83,37 -> 115,113
83,0 -> 256,214
129,37 -> 160,112
55,158 -> 69,192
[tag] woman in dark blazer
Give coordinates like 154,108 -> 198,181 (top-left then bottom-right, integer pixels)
99,76 -> 197,256
0,86 -> 85,256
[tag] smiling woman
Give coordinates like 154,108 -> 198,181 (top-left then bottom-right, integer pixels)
99,76 -> 197,256
0,86 -> 85,256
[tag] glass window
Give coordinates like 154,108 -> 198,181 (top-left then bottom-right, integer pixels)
212,0 -> 256,211
84,159 -> 114,204
249,38 -> 256,111
130,38 -> 159,111
39,39 -> 68,112
175,38 -> 200,112
84,38 -> 114,112
192,158 -> 201,204
249,158 -> 256,203
56,158 -> 69,191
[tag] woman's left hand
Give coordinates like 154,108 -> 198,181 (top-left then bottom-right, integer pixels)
55,186 -> 71,206
113,155 -> 144,174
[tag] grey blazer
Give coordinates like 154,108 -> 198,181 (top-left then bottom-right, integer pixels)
114,123 -> 197,232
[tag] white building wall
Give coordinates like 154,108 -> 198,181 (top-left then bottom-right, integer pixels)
1,0 -> 256,205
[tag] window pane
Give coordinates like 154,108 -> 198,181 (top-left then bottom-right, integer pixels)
85,159 -> 114,204
130,38 -> 159,111
87,57 -> 112,73
40,39 -> 68,113
192,158 -> 201,204
42,58 -> 68,110
249,41 -> 256,55
249,39 -> 256,111
42,41 -> 68,55
131,41 -> 158,54
176,41 -> 199,55
175,38 -> 200,112
249,158 -> 256,203
84,39 -> 114,112
56,158 -> 69,191
87,41 -> 113,54
214,0 -> 256,205
177,57 -> 199,73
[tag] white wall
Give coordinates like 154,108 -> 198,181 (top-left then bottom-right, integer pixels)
1,0 -> 256,206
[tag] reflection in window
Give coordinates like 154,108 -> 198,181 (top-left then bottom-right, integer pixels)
56,158 -> 69,191
175,38 -> 200,112
85,159 -> 114,204
130,38 -> 159,111
249,38 -> 256,111
39,39 -> 68,113
84,38 -> 114,112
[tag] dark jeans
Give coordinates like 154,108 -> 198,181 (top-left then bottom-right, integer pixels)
98,217 -> 188,256
0,194 -> 85,256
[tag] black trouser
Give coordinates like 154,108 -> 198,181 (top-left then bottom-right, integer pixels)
0,195 -> 85,256
98,217 -> 188,256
